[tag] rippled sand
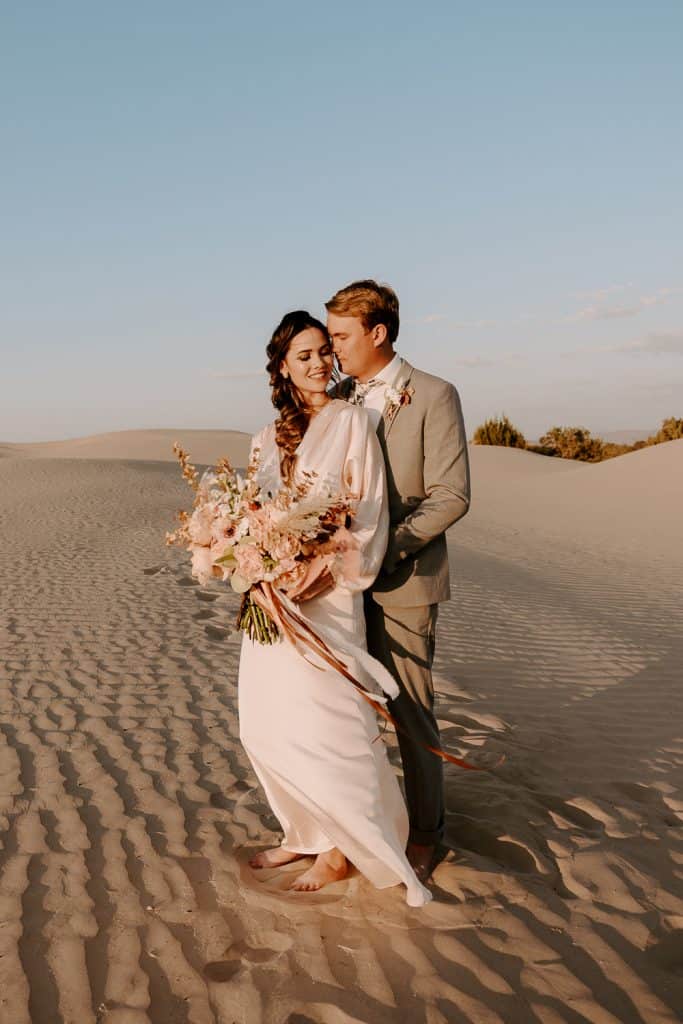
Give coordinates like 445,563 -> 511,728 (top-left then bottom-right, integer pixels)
0,436 -> 681,1023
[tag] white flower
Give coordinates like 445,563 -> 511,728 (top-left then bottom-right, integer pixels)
234,517 -> 251,540
385,383 -> 413,413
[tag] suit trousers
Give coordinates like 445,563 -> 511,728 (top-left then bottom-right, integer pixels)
364,595 -> 444,846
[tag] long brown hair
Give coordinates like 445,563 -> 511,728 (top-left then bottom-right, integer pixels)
266,310 -> 330,482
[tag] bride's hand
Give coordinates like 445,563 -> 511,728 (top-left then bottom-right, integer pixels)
287,555 -> 335,603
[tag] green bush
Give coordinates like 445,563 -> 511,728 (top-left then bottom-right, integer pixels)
472,415 -> 526,448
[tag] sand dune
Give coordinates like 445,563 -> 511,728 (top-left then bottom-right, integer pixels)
0,428 -> 251,467
0,440 -> 681,1023
464,439 -> 683,578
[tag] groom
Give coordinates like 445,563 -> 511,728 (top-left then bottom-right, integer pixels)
326,280 -> 471,882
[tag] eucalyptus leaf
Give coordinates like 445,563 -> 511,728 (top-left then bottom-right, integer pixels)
230,574 -> 251,594
214,552 -> 237,565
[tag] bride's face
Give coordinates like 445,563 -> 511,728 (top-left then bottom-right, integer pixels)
281,327 -> 334,402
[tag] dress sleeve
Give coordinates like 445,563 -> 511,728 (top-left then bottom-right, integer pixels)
336,407 -> 389,592
248,425 -> 267,461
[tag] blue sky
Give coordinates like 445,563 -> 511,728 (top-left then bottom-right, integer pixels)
2,1 -> 682,441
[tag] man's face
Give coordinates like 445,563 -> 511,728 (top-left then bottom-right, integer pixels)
327,312 -> 381,381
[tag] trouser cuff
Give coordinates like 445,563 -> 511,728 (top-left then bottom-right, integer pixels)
408,826 -> 443,846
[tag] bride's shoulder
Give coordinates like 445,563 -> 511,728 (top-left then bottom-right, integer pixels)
327,398 -> 362,419
329,399 -> 373,432
250,421 -> 276,450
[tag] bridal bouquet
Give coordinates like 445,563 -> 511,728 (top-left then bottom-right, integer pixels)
166,444 -> 499,773
166,443 -> 358,643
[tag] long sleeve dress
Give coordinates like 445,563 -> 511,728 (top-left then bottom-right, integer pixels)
237,399 -> 431,906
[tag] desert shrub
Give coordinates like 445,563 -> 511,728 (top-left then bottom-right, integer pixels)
526,443 -> 557,457
472,415 -> 526,448
537,426 -> 604,462
473,414 -> 681,462
601,442 -> 636,460
650,417 -> 683,444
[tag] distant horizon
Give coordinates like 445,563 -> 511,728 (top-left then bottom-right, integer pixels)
0,420 -> 664,447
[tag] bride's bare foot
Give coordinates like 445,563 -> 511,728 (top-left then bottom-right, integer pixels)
289,849 -> 347,892
249,847 -> 306,870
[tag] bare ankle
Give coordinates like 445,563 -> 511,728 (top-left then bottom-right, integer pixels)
319,848 -> 346,871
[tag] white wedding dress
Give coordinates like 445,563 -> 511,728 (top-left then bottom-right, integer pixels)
238,399 -> 431,906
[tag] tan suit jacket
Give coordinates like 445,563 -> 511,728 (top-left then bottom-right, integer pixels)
334,359 -> 470,608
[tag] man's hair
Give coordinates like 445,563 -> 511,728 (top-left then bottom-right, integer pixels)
325,279 -> 400,346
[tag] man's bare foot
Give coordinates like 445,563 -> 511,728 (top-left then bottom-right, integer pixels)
249,847 -> 306,870
406,842 -> 437,883
289,849 -> 347,892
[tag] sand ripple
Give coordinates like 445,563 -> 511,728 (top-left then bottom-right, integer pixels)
0,456 -> 681,1023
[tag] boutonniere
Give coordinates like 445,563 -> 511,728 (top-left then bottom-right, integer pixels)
384,383 -> 414,426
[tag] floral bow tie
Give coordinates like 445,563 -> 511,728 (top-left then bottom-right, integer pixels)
352,377 -> 383,406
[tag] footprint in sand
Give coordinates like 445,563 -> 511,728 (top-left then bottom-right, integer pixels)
192,609 -> 216,621
142,565 -> 169,576
177,575 -> 199,587
204,624 -> 232,642
449,819 -> 542,874
195,589 -> 220,602
203,939 -> 285,982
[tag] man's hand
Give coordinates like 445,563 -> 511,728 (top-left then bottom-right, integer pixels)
286,555 -> 335,603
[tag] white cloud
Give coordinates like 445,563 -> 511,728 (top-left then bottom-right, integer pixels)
608,331 -> 683,355
419,316 -> 499,330
454,352 -> 524,369
455,355 -> 497,368
562,286 -> 681,324
452,319 -> 499,331
639,287 -> 680,306
572,283 -> 633,301
565,305 -> 641,322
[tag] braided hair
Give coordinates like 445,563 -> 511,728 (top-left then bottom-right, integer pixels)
265,310 -> 331,483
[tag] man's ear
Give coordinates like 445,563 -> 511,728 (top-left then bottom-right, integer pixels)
371,324 -> 388,349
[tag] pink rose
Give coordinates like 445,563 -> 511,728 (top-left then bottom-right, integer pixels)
269,533 -> 300,562
211,535 -> 235,562
277,562 -> 307,592
246,508 -> 269,546
234,543 -> 265,585
188,506 -> 214,546
270,554 -> 299,582
190,545 -> 215,584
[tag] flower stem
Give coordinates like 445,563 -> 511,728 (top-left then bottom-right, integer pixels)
236,591 -> 279,644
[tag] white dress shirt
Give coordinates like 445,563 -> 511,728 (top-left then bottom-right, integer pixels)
353,352 -> 404,430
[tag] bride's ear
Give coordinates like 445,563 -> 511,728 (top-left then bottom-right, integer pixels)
280,363 -> 290,380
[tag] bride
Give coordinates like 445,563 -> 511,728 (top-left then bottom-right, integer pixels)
238,310 -> 431,907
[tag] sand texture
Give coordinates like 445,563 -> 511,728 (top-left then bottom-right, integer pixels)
0,434 -> 681,1024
